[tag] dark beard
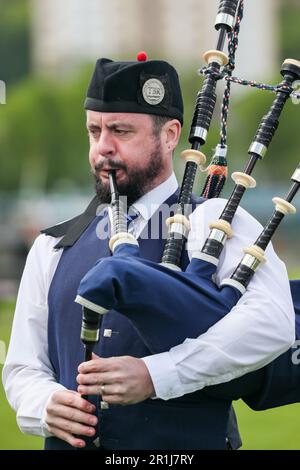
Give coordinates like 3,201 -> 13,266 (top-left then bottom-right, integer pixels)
93,143 -> 163,207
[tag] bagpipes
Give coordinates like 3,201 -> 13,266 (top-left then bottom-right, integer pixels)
75,0 -> 300,361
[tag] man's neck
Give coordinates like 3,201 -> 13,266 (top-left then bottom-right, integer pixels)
131,172 -> 178,222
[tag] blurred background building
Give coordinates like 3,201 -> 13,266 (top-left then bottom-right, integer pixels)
32,0 -> 278,81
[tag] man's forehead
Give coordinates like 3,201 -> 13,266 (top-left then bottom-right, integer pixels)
86,110 -> 152,126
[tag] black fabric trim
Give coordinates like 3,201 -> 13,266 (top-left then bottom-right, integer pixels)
41,195 -> 101,249
41,215 -> 81,238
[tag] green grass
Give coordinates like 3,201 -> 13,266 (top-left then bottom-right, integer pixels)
1,299 -> 300,450
289,269 -> 300,280
0,300 -> 43,450
234,400 -> 300,449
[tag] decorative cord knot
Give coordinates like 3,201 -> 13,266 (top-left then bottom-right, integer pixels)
198,66 -> 223,81
274,83 -> 294,95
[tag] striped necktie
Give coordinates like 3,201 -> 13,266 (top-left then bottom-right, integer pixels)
126,209 -> 140,235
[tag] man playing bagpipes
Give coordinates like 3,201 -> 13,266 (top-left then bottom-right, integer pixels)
71,0 -> 300,449
4,0 -> 300,449
3,50 -> 298,450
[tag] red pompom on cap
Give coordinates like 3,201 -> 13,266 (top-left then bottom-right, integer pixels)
136,51 -> 148,62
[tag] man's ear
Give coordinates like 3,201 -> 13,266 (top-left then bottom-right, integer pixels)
162,119 -> 181,153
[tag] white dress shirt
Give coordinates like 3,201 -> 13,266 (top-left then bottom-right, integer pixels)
2,172 -> 295,437
143,197 -> 295,399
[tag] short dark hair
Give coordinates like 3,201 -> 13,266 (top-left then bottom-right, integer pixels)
151,115 -> 173,139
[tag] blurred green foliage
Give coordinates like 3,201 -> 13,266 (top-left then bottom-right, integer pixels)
1,67 -> 299,193
0,0 -> 299,194
0,70 -> 92,192
279,0 -> 300,62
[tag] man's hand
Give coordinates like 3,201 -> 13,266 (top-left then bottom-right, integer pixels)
77,354 -> 155,405
45,390 -> 98,448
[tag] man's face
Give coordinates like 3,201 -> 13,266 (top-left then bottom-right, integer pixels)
87,111 -> 171,205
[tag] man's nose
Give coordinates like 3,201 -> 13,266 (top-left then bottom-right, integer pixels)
96,130 -> 116,158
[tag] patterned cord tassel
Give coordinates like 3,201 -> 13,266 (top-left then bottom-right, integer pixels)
201,147 -> 228,199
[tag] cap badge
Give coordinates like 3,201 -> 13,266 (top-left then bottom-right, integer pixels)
142,78 -> 165,105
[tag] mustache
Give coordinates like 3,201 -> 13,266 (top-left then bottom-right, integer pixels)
94,160 -> 127,173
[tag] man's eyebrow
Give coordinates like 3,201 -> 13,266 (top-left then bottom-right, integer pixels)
86,123 -> 101,130
86,122 -> 136,131
106,122 -> 135,130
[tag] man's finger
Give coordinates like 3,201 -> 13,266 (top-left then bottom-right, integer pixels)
78,383 -> 123,397
48,404 -> 98,426
77,371 -> 113,385
77,373 -> 101,385
92,352 -> 100,360
47,416 -> 96,438
77,385 -> 104,395
51,391 -> 95,413
78,358 -> 108,374
47,425 -> 86,449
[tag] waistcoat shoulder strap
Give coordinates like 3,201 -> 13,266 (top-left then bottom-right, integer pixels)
41,195 -> 101,249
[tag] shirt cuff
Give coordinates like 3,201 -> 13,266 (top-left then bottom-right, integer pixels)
16,384 -> 67,438
142,352 -> 185,400
40,393 -> 56,438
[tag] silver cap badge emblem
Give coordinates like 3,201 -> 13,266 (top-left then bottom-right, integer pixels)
142,78 -> 165,105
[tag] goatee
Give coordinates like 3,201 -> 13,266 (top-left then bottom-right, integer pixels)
93,145 -> 163,207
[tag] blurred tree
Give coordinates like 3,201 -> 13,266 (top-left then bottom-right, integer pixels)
279,0 -> 300,62
223,0 -> 300,185
177,66 -> 299,191
227,86 -> 299,183
0,65 -> 297,193
0,69 -> 92,192
0,0 -> 299,194
0,0 -> 30,85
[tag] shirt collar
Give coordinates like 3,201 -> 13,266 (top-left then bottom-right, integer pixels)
132,172 -> 178,222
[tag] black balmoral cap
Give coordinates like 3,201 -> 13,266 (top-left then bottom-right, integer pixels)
84,56 -> 184,125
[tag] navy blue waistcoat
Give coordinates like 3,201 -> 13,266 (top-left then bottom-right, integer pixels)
45,193 -> 241,450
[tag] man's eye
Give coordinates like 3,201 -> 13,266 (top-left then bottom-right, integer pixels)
114,129 -> 128,135
88,129 -> 100,137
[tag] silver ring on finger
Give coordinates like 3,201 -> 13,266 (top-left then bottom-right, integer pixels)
100,384 -> 106,394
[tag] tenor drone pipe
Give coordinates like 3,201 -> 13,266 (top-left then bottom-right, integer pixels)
224,163 -> 300,292
200,59 -> 300,264
161,0 -> 240,270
